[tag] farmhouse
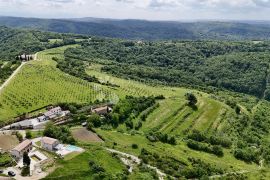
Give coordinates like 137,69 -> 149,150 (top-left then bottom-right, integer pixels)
11,139 -> 32,160
44,106 -> 63,119
41,137 -> 59,151
17,54 -> 34,61
91,106 -> 112,115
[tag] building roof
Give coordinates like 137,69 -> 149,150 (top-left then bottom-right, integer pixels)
42,137 -> 58,145
12,139 -> 32,152
44,107 -> 62,117
92,106 -> 108,113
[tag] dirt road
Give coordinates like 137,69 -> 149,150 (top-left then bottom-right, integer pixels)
0,53 -> 38,95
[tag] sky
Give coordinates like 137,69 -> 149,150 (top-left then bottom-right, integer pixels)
0,0 -> 270,21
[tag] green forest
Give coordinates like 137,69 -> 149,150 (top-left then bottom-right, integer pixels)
65,38 -> 270,99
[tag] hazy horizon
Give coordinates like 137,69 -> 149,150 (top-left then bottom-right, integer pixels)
1,15 -> 270,23
0,0 -> 270,21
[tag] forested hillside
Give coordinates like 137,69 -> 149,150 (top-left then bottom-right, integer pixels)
1,16 -> 270,40
64,39 -> 270,99
0,26 -> 88,61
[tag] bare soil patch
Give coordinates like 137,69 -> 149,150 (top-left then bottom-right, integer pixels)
0,135 -> 19,151
72,128 -> 103,143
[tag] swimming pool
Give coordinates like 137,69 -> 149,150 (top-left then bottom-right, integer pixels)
65,145 -> 81,151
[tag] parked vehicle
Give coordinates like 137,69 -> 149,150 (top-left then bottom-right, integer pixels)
8,171 -> 16,177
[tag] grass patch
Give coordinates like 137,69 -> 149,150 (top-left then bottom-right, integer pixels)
44,145 -> 127,180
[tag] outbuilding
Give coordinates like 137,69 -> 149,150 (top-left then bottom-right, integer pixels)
41,137 -> 59,151
11,139 -> 32,160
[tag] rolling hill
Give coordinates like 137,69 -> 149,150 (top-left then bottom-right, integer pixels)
1,16 -> 270,40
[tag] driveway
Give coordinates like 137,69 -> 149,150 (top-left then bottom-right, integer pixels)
3,166 -> 48,180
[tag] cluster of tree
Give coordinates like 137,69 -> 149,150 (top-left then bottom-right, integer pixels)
185,93 -> 198,107
43,122 -> 75,144
181,158 -> 224,179
83,96 -> 157,130
228,101 -> 270,164
233,147 -> 260,163
0,26 -> 88,61
65,39 -> 270,98
88,160 -> 107,179
139,148 -> 187,178
104,96 -> 156,129
187,130 -> 232,148
187,139 -> 224,157
146,132 -> 176,145
88,159 -> 128,179
0,61 -> 21,84
56,57 -> 99,83
21,152 -> 31,176
139,148 -> 224,179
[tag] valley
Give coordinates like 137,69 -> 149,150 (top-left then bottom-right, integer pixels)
0,26 -> 270,179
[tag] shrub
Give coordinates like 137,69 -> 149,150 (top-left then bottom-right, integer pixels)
25,130 -> 32,139
21,166 -> 30,176
132,144 -> 138,149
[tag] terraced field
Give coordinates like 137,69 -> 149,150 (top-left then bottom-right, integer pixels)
87,64 -> 231,136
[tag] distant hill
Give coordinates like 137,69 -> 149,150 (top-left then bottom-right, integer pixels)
1,16 -> 270,40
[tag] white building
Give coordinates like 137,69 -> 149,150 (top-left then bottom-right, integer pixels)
7,117 -> 49,130
41,137 -> 59,151
11,139 -> 33,160
44,107 -> 63,119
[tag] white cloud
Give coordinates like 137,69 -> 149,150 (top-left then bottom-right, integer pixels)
0,0 -> 269,20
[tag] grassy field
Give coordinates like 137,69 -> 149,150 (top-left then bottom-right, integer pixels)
44,145 -> 126,180
96,129 -> 261,177
0,46 -> 116,122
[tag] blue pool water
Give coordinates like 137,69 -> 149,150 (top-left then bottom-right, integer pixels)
66,145 -> 81,151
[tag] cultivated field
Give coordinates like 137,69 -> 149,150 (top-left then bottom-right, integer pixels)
0,46 -> 116,123
87,64 -> 231,136
0,135 -> 19,151
72,127 -> 103,143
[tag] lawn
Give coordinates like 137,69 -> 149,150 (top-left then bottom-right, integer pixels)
44,145 -> 127,180
0,153 -> 13,167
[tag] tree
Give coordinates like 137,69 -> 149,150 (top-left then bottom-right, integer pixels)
87,114 -> 102,128
23,152 -> 31,167
16,131 -> 23,142
185,93 -> 198,107
235,105 -> 241,114
25,130 -> 32,139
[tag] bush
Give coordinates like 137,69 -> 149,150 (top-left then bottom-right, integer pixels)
132,144 -> 138,149
25,130 -> 32,139
21,166 -> 30,176
185,93 -> 197,106
15,131 -> 23,142
187,140 -> 224,157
